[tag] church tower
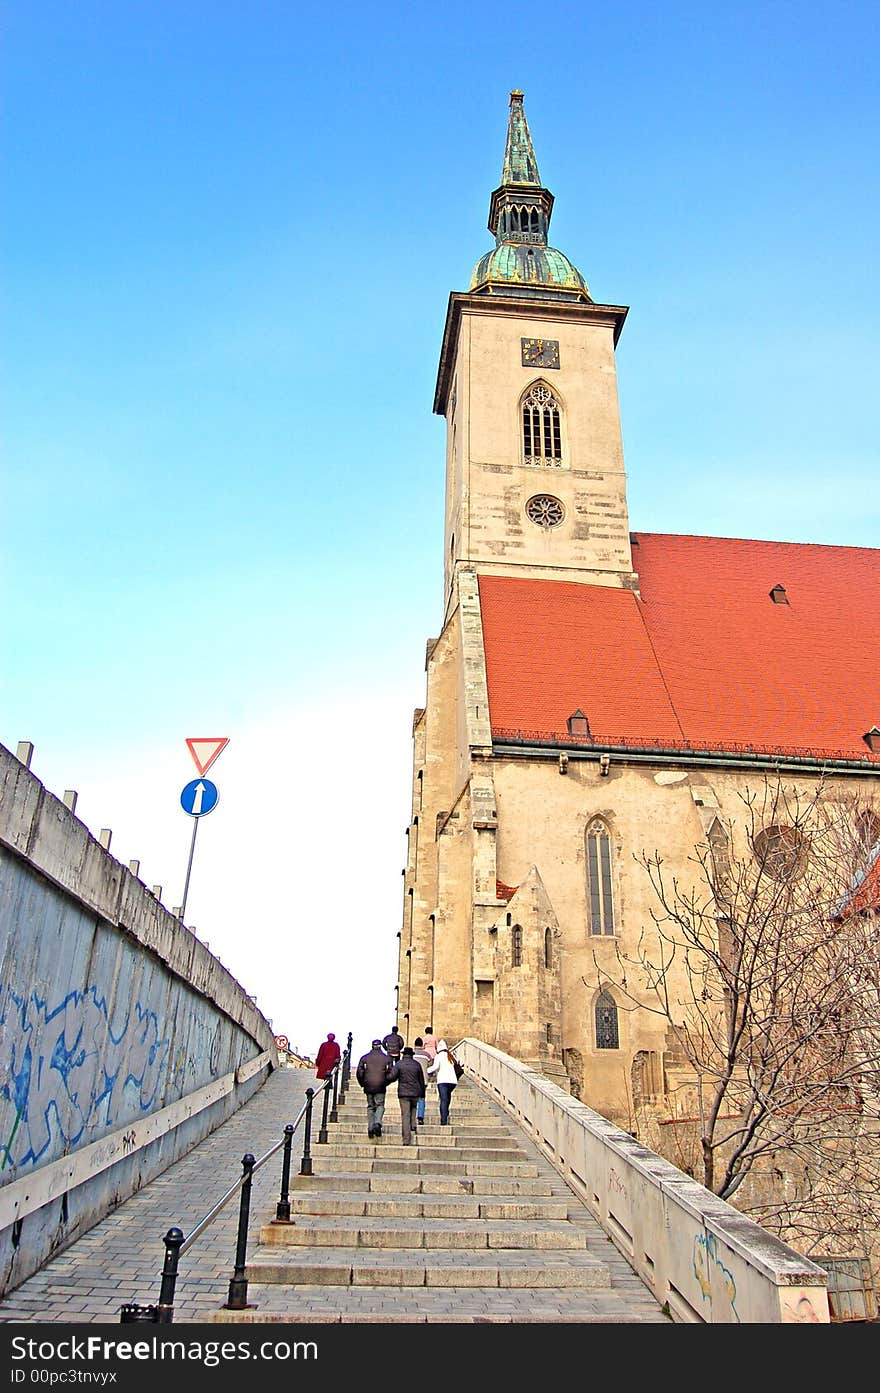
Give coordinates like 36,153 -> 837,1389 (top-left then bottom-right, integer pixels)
397,91 -> 641,1068
435,90 -> 638,623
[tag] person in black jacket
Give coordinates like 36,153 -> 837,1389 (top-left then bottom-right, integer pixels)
382,1025 -> 404,1061
395,1046 -> 426,1145
356,1039 -> 398,1138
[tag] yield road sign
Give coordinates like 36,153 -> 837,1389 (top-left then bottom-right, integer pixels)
180,778 -> 219,818
185,737 -> 229,777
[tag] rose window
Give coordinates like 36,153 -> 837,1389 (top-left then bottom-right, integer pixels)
526,494 -> 565,528
752,824 -> 808,881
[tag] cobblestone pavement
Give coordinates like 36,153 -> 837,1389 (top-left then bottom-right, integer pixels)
0,1068 -> 314,1324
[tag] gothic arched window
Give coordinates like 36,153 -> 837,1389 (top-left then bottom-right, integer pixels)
586,820 -> 615,935
512,924 -> 523,968
544,927 -> 552,969
708,818 -> 732,915
522,383 -> 562,468
856,808 -> 880,852
595,990 -> 619,1050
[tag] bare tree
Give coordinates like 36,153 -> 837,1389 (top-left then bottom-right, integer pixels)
591,778 -> 880,1263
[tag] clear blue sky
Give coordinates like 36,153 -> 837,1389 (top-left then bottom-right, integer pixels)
3,1 -> 878,1056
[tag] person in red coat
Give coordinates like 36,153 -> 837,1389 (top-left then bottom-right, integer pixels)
314,1033 -> 341,1080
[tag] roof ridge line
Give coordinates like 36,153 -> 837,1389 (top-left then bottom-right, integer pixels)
633,530 -> 880,554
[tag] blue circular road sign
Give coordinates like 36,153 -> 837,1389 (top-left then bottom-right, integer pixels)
180,778 -> 219,817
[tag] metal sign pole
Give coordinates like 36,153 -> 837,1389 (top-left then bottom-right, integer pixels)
179,815 -> 200,922
177,738 -> 228,927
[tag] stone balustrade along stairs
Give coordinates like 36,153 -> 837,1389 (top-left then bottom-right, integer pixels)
210,1073 -> 669,1323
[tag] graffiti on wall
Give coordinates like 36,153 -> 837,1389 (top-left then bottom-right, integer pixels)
780,1289 -> 826,1322
608,1167 -> 626,1197
693,1232 -> 740,1322
0,983 -> 170,1173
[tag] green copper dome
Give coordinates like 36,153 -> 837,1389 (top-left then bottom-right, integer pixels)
472,91 -> 592,303
470,243 -> 591,299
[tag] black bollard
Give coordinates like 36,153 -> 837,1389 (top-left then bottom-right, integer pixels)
156,1227 -> 185,1324
225,1154 -> 255,1310
275,1123 -> 295,1221
329,1064 -> 339,1123
338,1048 -> 349,1105
300,1087 -> 314,1176
317,1076 -> 331,1145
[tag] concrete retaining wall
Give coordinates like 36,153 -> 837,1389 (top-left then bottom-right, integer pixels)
458,1038 -> 831,1323
0,742 -> 277,1298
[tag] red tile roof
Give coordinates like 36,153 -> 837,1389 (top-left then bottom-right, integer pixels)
496,879 -> 518,902
478,533 -> 880,764
837,850 -> 880,916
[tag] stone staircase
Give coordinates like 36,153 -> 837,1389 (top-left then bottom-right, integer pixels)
210,1075 -> 669,1323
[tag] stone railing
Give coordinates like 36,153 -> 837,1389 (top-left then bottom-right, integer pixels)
457,1038 -> 830,1323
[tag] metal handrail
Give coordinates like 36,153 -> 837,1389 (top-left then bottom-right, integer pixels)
179,1090 -> 312,1255
120,1033 -> 353,1325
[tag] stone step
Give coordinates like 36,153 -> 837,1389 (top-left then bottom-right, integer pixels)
339,1095 -> 489,1111
258,1217 -> 587,1250
310,1155 -> 540,1177
334,1114 -> 501,1129
210,1288 -> 664,1323
322,1142 -> 521,1161
327,1126 -> 513,1143
337,1110 -> 494,1124
287,1193 -> 570,1220
292,1172 -> 555,1196
344,1100 -> 503,1113
245,1249 -> 612,1288
334,1116 -> 495,1131
209,1076 -> 668,1324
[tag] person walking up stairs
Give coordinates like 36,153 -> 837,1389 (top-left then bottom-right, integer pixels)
355,1039 -> 397,1138
395,1046 -> 426,1145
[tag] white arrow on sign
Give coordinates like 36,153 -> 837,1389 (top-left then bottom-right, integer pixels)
191,782 -> 206,815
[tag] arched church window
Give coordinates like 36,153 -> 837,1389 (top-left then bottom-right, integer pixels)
522,383 -> 563,467
856,808 -> 880,852
586,820 -> 615,935
512,924 -> 523,967
595,990 -> 619,1050
709,819 -> 731,912
544,927 -> 552,969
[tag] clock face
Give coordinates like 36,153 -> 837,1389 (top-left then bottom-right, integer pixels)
521,337 -> 560,369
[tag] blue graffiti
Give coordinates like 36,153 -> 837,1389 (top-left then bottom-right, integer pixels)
693,1232 -> 740,1322
0,983 -> 170,1172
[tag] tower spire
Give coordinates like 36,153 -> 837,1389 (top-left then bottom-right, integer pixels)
487,90 -> 554,248
471,91 -> 591,304
501,89 -> 541,187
